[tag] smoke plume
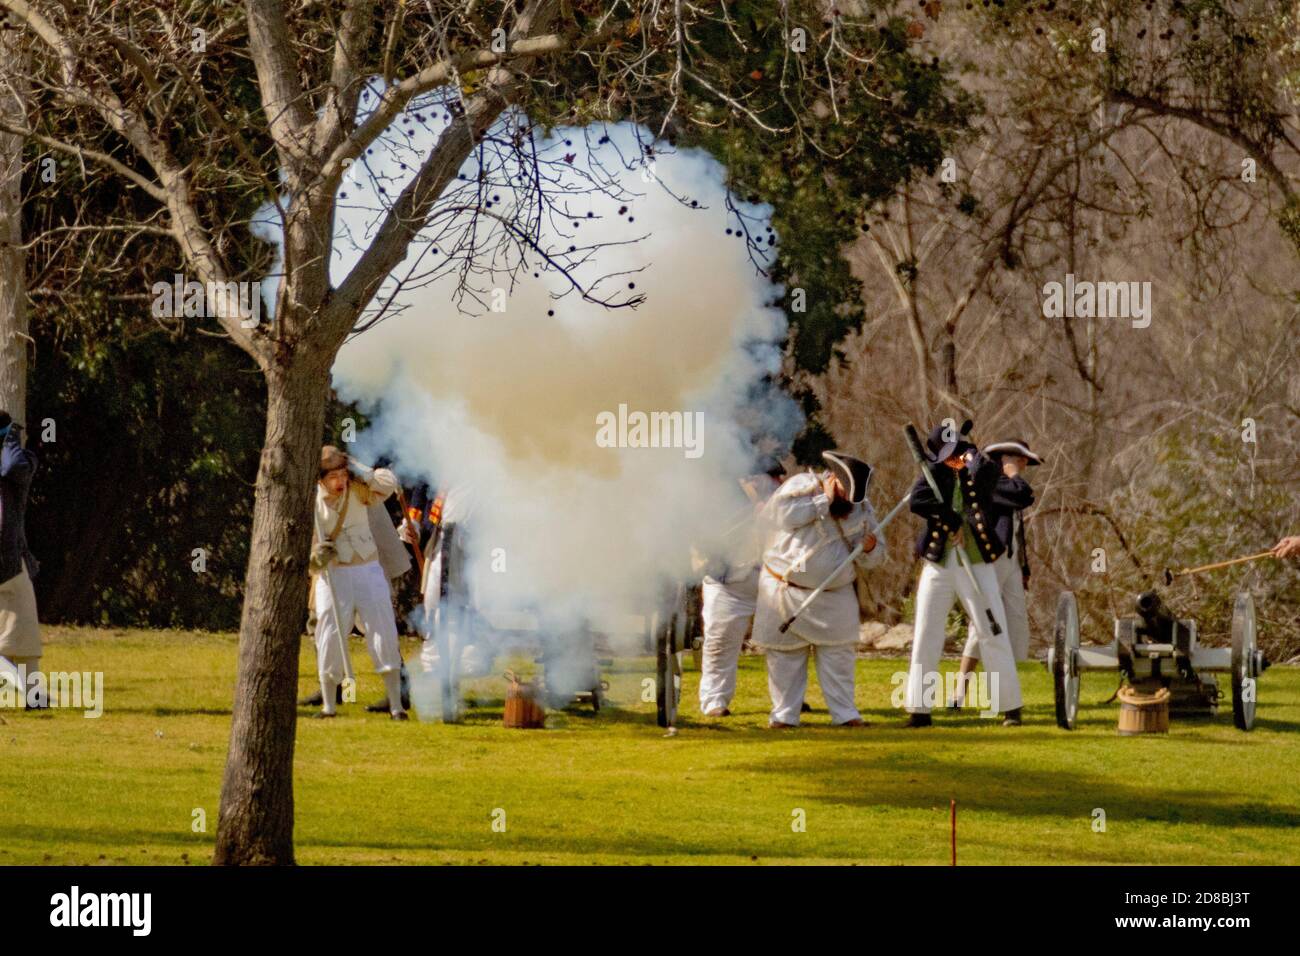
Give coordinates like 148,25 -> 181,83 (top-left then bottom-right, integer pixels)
260,93 -> 799,632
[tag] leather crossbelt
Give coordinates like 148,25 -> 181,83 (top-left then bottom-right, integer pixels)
765,563 -> 850,591
764,564 -> 809,588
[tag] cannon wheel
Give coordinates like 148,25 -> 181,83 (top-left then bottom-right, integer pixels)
1052,591 -> 1081,730
1231,592 -> 1257,731
655,609 -> 681,728
655,585 -> 693,728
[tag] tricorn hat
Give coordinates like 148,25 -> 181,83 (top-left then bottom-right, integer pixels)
983,438 -> 1043,465
925,419 -> 975,463
821,451 -> 872,504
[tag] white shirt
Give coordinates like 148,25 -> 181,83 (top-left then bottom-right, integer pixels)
313,465 -> 398,566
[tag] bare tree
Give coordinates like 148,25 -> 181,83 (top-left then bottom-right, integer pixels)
3,0 -> 936,863
0,22 -> 27,420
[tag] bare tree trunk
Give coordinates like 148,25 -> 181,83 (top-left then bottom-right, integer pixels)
940,335 -> 957,397
0,29 -> 28,421
213,356 -> 329,865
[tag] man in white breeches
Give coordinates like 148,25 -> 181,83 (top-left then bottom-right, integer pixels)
310,445 -> 407,720
953,439 -> 1041,705
751,452 -> 886,728
697,466 -> 783,717
909,550 -> 1015,716
962,552 -> 1029,662
697,571 -> 759,716
903,421 -> 1023,726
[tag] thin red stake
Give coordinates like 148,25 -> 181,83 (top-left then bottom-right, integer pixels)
950,799 -> 957,866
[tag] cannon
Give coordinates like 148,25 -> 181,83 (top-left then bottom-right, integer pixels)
1049,588 -> 1267,731
650,582 -> 704,728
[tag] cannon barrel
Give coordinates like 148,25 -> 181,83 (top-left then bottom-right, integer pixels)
1135,589 -> 1177,639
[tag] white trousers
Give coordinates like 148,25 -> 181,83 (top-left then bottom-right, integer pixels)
905,551 -> 1022,715
766,642 -> 859,726
962,554 -> 1030,662
313,560 -> 403,685
698,575 -> 757,713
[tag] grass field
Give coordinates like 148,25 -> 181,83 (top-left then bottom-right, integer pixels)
2,626 -> 1298,865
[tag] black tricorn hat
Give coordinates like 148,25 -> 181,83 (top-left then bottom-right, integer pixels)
925,419 -> 975,463
821,451 -> 872,503
983,439 -> 1043,466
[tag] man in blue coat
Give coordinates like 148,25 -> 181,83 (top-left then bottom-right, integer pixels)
0,413 -> 42,708
903,421 -> 1022,726
951,439 -> 1042,708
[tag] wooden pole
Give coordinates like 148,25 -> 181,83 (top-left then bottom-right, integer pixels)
1172,550 -> 1273,578
950,799 -> 957,866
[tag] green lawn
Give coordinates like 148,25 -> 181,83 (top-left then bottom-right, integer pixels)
2,626 -> 1298,865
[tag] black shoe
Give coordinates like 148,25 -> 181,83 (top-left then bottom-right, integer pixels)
905,712 -> 933,728
1002,708 -> 1023,727
800,702 -> 812,713
366,690 -> 412,713
312,710 -> 337,719
390,711 -> 409,721
300,686 -> 344,707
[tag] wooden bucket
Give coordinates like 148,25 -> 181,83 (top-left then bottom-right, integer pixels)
1117,685 -> 1170,735
503,672 -> 546,729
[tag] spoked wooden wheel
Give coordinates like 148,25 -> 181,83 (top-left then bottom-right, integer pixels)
655,609 -> 682,728
1231,592 -> 1258,731
1052,591 -> 1081,730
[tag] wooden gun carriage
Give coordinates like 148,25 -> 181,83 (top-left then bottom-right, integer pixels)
1049,588 -> 1268,731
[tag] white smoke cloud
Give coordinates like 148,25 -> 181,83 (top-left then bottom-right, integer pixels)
260,91 -> 799,628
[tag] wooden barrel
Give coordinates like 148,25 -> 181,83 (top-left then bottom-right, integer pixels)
503,673 -> 546,729
1117,685 -> 1170,735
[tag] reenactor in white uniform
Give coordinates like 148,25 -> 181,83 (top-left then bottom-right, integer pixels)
750,452 -> 886,728
302,469 -> 417,712
308,446 -> 408,719
696,462 -> 784,717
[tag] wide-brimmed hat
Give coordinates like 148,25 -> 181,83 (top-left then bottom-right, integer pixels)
319,445 -> 350,476
821,451 -> 872,503
925,419 -> 975,463
983,439 -> 1043,465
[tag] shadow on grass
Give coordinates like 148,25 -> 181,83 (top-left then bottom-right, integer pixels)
725,740 -> 1300,833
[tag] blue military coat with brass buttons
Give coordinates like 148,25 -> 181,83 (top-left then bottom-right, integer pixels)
909,451 -> 1004,563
